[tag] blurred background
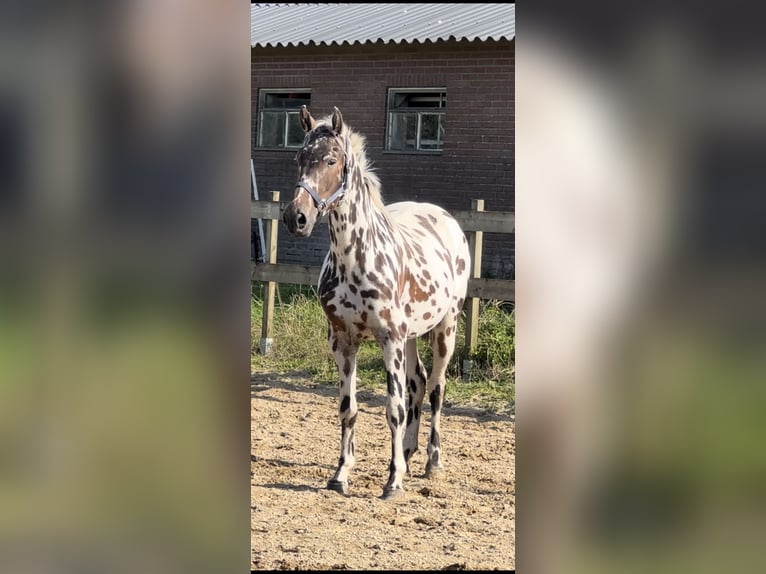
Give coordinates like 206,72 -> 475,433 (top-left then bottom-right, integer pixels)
517,2 -> 766,573
0,1 -> 250,572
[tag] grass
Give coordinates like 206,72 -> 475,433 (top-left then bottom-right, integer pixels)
251,283 -> 514,415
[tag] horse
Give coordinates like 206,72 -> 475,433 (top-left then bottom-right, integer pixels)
282,106 -> 470,500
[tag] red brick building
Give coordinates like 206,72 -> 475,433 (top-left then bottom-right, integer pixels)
251,3 -> 515,278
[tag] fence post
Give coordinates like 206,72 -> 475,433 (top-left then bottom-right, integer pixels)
259,191 -> 280,355
463,199 -> 484,380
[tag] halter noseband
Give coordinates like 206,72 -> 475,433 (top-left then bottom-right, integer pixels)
295,134 -> 351,213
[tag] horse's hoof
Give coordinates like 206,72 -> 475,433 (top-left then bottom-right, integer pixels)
380,486 -> 405,501
327,479 -> 349,495
424,462 -> 444,478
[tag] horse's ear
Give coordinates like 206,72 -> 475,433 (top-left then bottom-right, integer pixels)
299,105 -> 315,132
332,106 -> 344,134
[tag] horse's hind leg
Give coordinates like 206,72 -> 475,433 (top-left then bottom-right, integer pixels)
327,332 -> 358,495
425,314 -> 458,478
403,338 -> 428,474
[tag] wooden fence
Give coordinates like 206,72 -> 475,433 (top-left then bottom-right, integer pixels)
252,191 -> 514,362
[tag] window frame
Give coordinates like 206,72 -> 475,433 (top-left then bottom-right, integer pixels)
384,88 -> 446,154
256,89 -> 312,150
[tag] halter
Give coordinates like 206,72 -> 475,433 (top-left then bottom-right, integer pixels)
295,134 -> 351,213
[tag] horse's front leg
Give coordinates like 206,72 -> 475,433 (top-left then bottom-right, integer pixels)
327,331 -> 358,495
379,333 -> 408,500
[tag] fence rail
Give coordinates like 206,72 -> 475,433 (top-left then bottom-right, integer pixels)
252,192 -> 514,359
252,263 -> 514,301
251,201 -> 515,234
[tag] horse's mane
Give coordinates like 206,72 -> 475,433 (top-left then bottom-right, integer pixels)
314,114 -> 387,215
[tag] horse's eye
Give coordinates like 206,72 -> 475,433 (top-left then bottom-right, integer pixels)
327,159 -> 337,166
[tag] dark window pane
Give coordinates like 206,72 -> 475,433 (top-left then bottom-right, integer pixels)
259,112 -> 284,147
388,113 -> 417,150
389,92 -> 409,110
286,112 -> 304,147
263,92 -> 311,110
419,114 -> 443,150
389,91 -> 446,110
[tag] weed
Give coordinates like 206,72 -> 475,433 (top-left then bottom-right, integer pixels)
252,284 -> 514,414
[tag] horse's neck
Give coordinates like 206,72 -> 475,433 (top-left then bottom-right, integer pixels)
328,179 -> 396,269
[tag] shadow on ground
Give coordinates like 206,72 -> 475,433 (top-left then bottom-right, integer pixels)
251,371 -> 513,423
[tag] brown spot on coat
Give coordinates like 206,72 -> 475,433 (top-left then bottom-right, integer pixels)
324,304 -> 346,332
355,235 -> 365,270
415,214 -> 446,251
344,229 -> 356,255
360,289 -> 379,300
408,272 -> 430,303
385,253 -> 396,271
437,332 -> 447,357
367,272 -> 393,301
375,253 -> 386,273
397,267 -> 407,298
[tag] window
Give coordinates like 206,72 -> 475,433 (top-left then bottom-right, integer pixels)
386,89 -> 446,152
257,90 -> 311,148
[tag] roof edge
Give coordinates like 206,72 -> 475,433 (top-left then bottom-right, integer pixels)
251,35 -> 516,49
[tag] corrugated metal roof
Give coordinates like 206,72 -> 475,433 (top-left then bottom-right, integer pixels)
251,3 -> 515,48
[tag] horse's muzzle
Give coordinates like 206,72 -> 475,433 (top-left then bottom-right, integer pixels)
282,200 -> 316,237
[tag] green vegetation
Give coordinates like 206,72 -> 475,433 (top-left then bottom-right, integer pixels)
251,283 -> 514,414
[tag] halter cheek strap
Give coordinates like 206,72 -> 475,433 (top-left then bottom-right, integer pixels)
295,178 -> 346,212
296,137 -> 351,213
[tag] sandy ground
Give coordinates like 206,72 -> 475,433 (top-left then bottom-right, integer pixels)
251,372 -> 515,570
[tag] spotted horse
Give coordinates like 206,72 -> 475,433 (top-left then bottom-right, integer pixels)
282,106 -> 470,500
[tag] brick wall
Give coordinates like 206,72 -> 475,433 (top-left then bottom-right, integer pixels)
252,38 -> 514,279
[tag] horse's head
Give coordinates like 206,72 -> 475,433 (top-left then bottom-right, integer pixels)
283,106 -> 350,237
